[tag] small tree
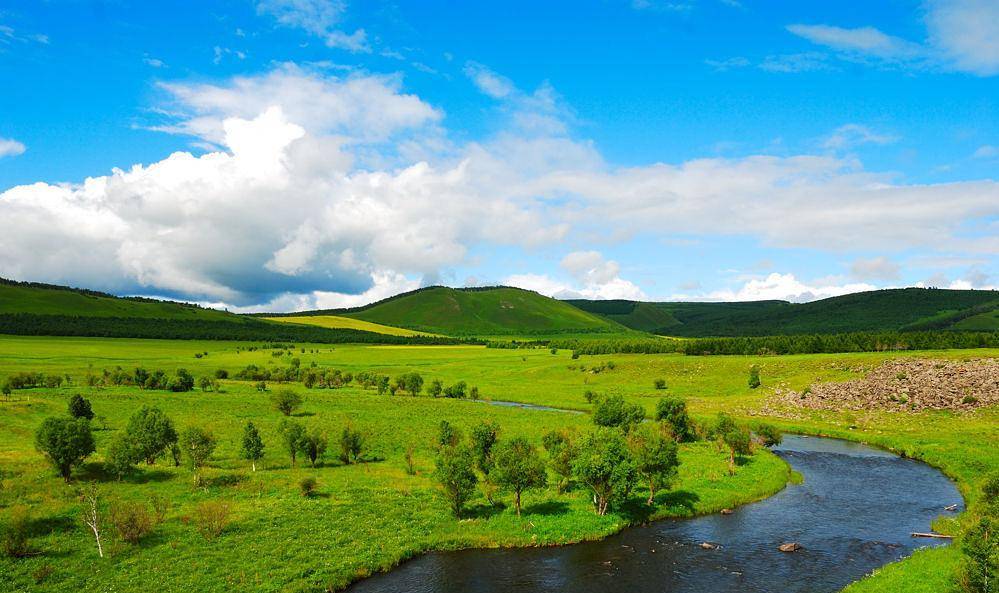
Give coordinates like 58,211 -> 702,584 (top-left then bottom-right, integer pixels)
271,389 -> 303,416
492,437 -> 547,516
299,429 -> 328,467
629,424 -> 680,504
68,394 -> 95,420
105,434 -> 142,480
79,484 -> 104,558
542,429 -> 577,493
748,364 -> 761,389
35,416 -> 95,482
434,445 -> 478,518
240,422 -> 265,471
428,379 -> 443,397
375,375 -> 390,395
437,420 -> 462,449
109,500 -> 154,544
124,406 -> 177,465
753,422 -> 783,447
653,379 -> 667,390
278,419 -> 306,466
962,515 -> 996,593
592,395 -> 644,434
470,421 -> 500,476
180,426 -> 217,485
716,414 -> 752,475
655,397 -> 696,442
339,425 -> 364,464
572,427 -> 637,515
198,376 -> 213,392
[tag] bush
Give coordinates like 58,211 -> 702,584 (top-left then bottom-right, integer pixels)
748,365 -> 761,389
34,416 -> 95,482
105,434 -> 142,480
653,379 -> 667,390
68,394 -> 94,420
1,506 -> 31,558
753,422 -> 783,447
592,395 -> 644,434
194,501 -> 230,540
654,397 -> 696,442
271,389 -> 303,416
434,445 -> 478,518
299,477 -> 318,497
124,406 -> 177,465
338,425 -> 364,464
110,500 -> 154,544
962,515 -> 997,593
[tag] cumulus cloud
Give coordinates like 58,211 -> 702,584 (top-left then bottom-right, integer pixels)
702,273 -> 877,303
256,0 -> 369,52
0,137 -> 25,158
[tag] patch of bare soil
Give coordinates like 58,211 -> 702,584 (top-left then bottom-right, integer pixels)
767,358 -> 999,413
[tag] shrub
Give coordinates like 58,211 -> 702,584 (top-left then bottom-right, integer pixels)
300,429 -> 328,467
404,444 -> 417,475
194,501 -> 230,540
338,425 -> 363,464
109,500 -> 154,544
962,515 -> 997,593
654,397 -> 696,443
748,365 -> 761,389
105,434 -> 142,480
2,506 -> 31,558
34,416 -> 95,482
753,422 -> 783,447
653,379 -> 667,390
299,477 -> 318,497
124,406 -> 177,465
437,420 -> 462,449
271,389 -> 303,416
434,445 -> 478,518
68,394 -> 94,420
542,429 -> 577,493
592,395 -> 644,434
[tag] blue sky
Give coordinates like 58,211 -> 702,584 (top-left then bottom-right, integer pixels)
1,0 -> 997,310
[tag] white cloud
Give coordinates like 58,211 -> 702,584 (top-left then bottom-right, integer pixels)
758,52 -> 832,73
823,124 -> 899,150
850,256 -> 901,281
924,0 -> 999,76
702,273 -> 877,303
256,0 -> 369,52
143,56 -> 166,68
973,145 -> 998,159
464,61 -> 515,99
0,137 -> 26,158
787,24 -> 923,60
705,57 -> 750,72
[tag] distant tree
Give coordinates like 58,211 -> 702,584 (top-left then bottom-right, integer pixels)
655,397 -> 696,442
428,379 -> 443,397
104,434 -> 142,480
198,376 -> 213,392
169,369 -> 195,392
395,372 -> 424,396
240,422 -> 265,471
628,424 -> 680,504
125,406 -> 178,465
715,413 -> 753,475
376,375 -> 390,395
1,382 -> 11,401
271,389 -> 303,416
542,429 -> 577,493
753,422 -> 783,447
470,421 -> 500,476
34,416 -> 95,482
180,426 -> 216,485
255,381 -> 268,392
469,386 -> 480,400
278,419 -> 306,466
573,427 -> 637,515
68,394 -> 95,420
437,420 -> 462,449
434,445 -> 478,518
492,437 -> 547,516
592,395 -> 644,434
299,429 -> 328,467
214,369 -> 229,380
653,379 -> 667,390
443,381 -> 467,399
748,364 -> 761,389
338,425 -> 364,464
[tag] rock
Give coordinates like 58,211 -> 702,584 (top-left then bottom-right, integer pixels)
778,542 -> 803,552
699,542 -> 719,550
720,508 -> 734,515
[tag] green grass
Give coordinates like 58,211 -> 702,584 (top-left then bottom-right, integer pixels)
0,336 -> 789,593
264,315 -> 439,337
569,288 -> 999,336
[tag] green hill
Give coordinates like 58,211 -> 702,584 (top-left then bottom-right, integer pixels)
286,286 -> 632,337
568,288 -> 999,337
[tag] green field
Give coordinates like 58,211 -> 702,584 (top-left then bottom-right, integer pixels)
265,315 -> 439,337
0,336 -> 996,593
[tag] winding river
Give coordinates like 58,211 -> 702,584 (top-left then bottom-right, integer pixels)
347,435 -> 963,593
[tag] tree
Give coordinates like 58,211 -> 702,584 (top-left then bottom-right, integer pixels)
198,376 -> 213,392
470,421 -> 500,476
748,364 -> 761,389
240,422 -> 265,471
655,397 -> 696,442
542,429 -> 576,493
437,420 -> 462,449
715,413 -> 752,475
339,424 -> 364,464
492,437 -> 547,516
35,416 -> 95,482
572,427 -> 637,515
395,372 -> 424,396
299,429 -> 328,467
592,395 -> 644,434
628,424 -> 680,504
68,394 -> 95,420
278,419 -> 306,466
654,379 -> 667,390
428,379 -> 443,397
443,381 -> 467,399
434,445 -> 478,518
753,422 -> 783,447
79,484 -> 104,557
169,368 -> 195,392
124,406 -> 178,465
271,389 -> 303,416
962,515 -> 997,593
180,426 -> 216,485
376,375 -> 390,395
105,434 -> 142,480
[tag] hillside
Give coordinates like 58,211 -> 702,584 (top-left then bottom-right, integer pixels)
264,315 -> 438,337
280,286 -> 632,337
568,288 -> 999,337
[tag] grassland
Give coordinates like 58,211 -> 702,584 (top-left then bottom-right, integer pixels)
264,315 -> 437,337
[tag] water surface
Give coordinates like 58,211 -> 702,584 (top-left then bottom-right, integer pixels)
347,435 -> 962,593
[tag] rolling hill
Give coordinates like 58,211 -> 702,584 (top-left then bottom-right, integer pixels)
263,315 -> 438,337
568,288 -> 999,337
273,286 -> 632,337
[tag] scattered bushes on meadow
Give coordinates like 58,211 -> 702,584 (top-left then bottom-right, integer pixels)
299,477 -> 318,498
271,389 -> 303,416
68,394 -> 94,420
193,501 -> 230,540
1,506 -> 32,558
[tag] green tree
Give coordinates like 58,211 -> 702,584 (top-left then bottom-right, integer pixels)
124,406 -> 178,465
299,429 -> 328,467
338,425 -> 364,464
271,388 -> 303,416
68,394 -> 95,420
105,434 -> 142,480
654,397 -> 696,442
753,422 -> 783,447
592,395 -> 644,434
35,416 -> 95,482
542,429 -> 577,493
748,364 -> 761,389
628,424 -> 680,504
572,427 -> 637,515
434,445 -> 478,518
437,420 -> 462,449
428,379 -> 443,397
180,426 -> 216,485
278,419 -> 306,466
962,515 -> 997,593
715,413 -> 753,475
491,437 -> 547,516
470,421 -> 500,476
240,422 -> 265,471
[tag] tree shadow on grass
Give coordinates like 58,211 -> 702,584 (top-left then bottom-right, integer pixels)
203,473 -> 248,489
653,489 -> 700,514
464,502 -> 506,519
292,411 -> 316,418
522,500 -> 570,517
735,455 -> 754,468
